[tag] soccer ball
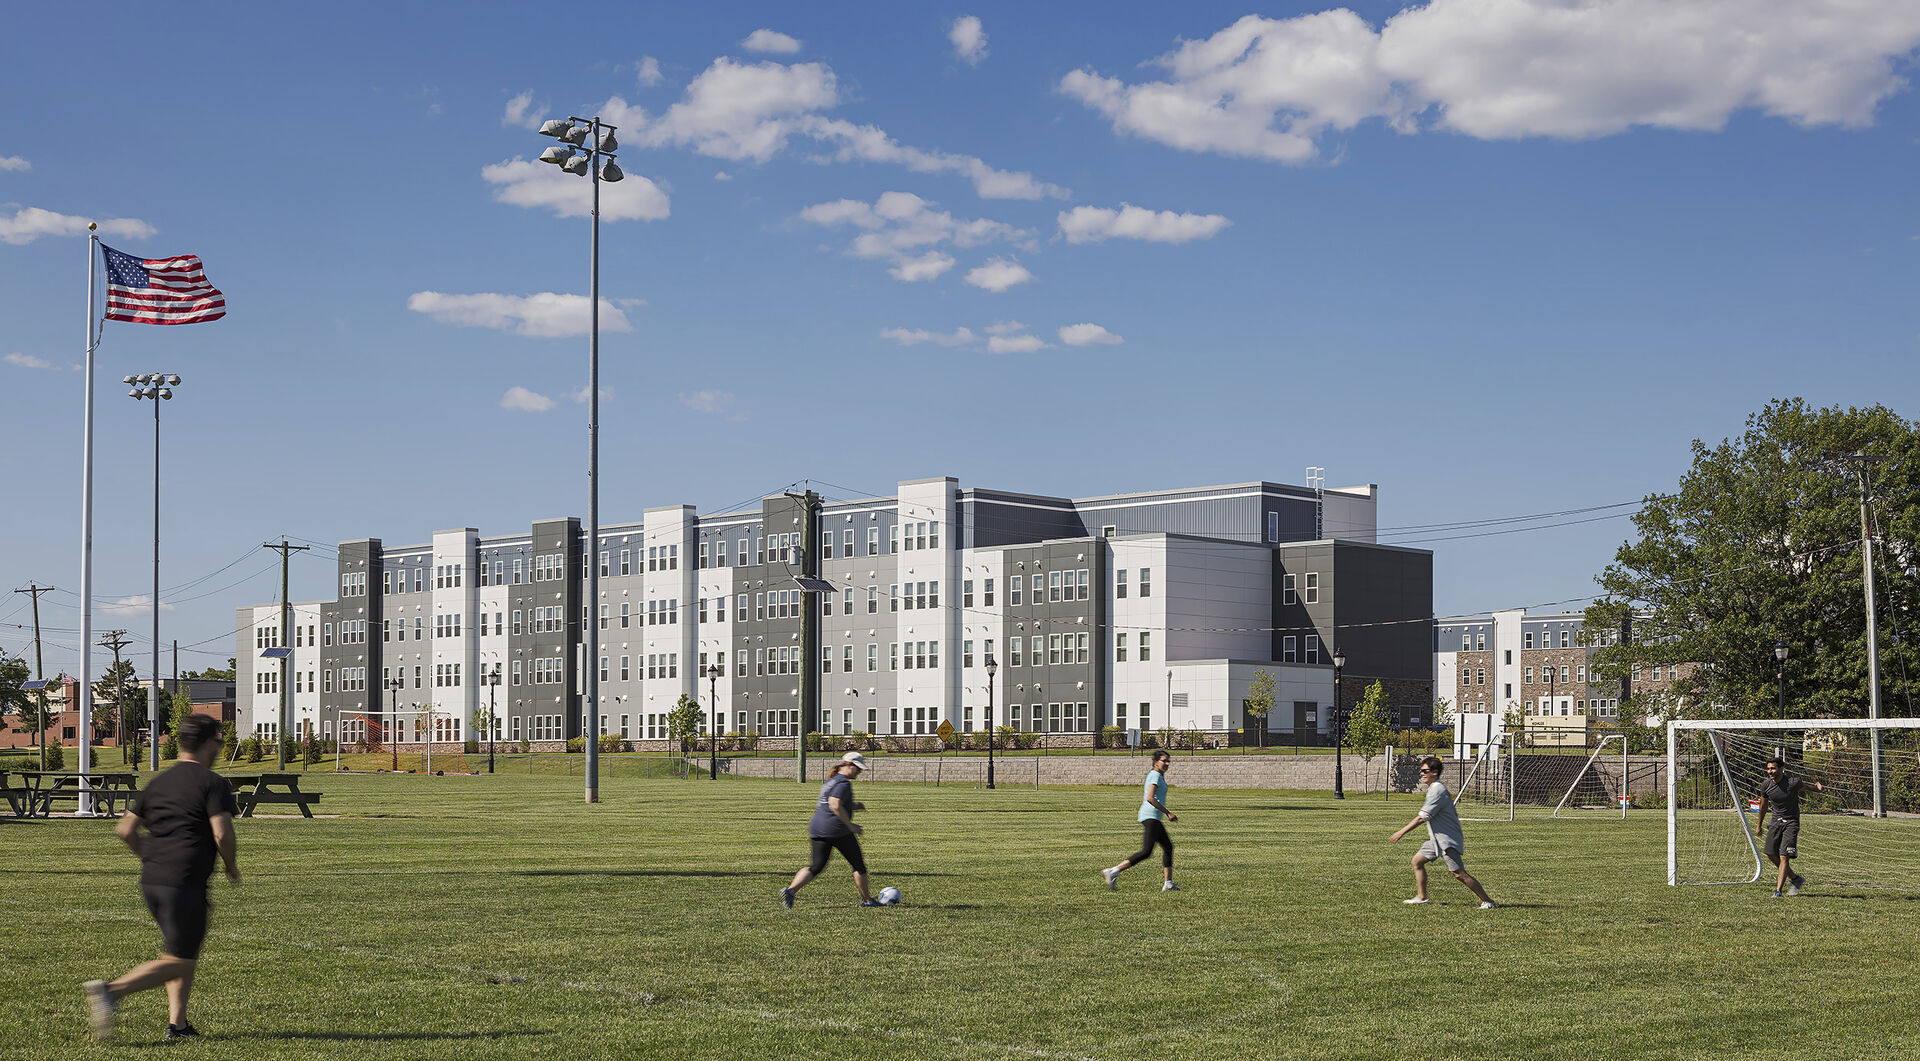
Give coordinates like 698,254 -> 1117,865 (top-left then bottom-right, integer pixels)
877,886 -> 902,905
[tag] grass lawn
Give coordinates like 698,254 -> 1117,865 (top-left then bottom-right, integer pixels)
4,772 -> 1917,1060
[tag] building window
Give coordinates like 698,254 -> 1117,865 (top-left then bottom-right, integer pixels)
1117,633 -> 1128,662
1139,568 -> 1152,597
1302,572 -> 1316,604
1283,574 -> 1296,605
1116,569 -> 1127,598
1524,632 -> 1534,649
1139,633 -> 1151,662
983,578 -> 995,606
1010,576 -> 1023,607
963,580 -> 974,608
1281,636 -> 1296,663
1304,635 -> 1317,664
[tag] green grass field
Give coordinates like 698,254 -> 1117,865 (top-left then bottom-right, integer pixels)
5,772 -> 1918,1060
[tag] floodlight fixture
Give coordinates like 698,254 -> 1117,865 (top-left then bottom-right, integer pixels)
537,119 -> 573,139
561,154 -> 591,176
599,160 -> 624,182
539,145 -> 573,165
596,129 -> 617,152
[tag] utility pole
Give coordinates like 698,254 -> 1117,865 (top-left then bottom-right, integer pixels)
262,541 -> 310,769
787,489 -> 822,784
98,629 -> 133,764
15,583 -> 54,770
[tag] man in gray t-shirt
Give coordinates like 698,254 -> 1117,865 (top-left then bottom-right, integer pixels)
1389,756 -> 1496,908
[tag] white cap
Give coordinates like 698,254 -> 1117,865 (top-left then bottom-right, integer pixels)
841,751 -> 868,771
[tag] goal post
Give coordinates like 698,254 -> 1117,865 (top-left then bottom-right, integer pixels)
1667,717 -> 1920,888
1550,733 -> 1628,819
1453,733 -> 1514,822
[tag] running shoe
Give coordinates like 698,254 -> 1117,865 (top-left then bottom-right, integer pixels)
1479,901 -> 1498,910
84,980 -> 115,1042
860,898 -> 883,907
1161,881 -> 1181,892
1771,889 -> 1782,899
779,887 -> 795,909
164,1023 -> 200,1040
1101,867 -> 1119,891
1788,874 -> 1805,896
1402,897 -> 1431,905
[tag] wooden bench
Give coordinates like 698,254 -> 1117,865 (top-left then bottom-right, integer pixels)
226,772 -> 323,818
9,771 -> 139,818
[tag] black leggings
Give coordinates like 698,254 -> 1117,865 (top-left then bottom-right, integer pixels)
808,833 -> 867,875
1127,819 -> 1174,868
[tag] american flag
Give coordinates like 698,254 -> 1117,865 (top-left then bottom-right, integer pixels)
101,244 -> 226,325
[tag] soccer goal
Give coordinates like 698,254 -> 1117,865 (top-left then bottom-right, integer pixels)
1453,733 -> 1515,821
1667,718 -> 1920,888
1550,734 -> 1628,819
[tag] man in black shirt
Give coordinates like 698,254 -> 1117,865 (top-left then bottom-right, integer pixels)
85,714 -> 240,1041
1755,756 -> 1824,899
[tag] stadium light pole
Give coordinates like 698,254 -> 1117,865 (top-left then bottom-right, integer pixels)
707,664 -> 723,780
985,657 -> 998,790
536,114 -> 624,806
1331,648 -> 1347,800
125,373 -> 179,772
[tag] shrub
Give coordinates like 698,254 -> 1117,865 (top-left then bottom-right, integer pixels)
1180,730 -> 1207,751
846,731 -> 871,751
464,739 -> 480,754
1100,725 -> 1126,750
519,739 -> 531,753
161,737 -> 179,761
597,734 -> 627,753
219,721 -> 235,749
245,737 -> 263,763
44,742 -> 65,770
304,737 -> 322,766
566,736 -> 585,753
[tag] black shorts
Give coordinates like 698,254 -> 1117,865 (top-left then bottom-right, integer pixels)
808,833 -> 867,875
1765,818 -> 1800,860
141,883 -> 210,960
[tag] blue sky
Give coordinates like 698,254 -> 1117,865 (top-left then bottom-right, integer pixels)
3,1 -> 1916,679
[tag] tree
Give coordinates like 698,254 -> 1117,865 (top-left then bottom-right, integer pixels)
1,651 -> 32,735
1244,669 -> 1276,749
666,694 -> 703,755
1433,696 -> 1455,725
182,659 -> 236,681
92,658 -> 142,739
1584,400 -> 1920,721
1343,680 -> 1392,793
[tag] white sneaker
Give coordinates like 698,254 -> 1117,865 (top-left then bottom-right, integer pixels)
84,980 -> 116,1041
1161,881 -> 1181,891
1402,897 -> 1430,905
1479,901 -> 1498,910
1101,867 -> 1119,891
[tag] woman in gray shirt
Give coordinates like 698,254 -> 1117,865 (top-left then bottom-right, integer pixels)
781,752 -> 878,908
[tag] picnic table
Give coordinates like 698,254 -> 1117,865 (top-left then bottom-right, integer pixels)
225,772 -> 323,818
6,771 -> 139,818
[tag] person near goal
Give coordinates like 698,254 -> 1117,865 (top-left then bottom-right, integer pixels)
1102,750 -> 1180,892
782,751 -> 878,908
1390,755 -> 1496,909
1755,756 -> 1824,898
85,714 -> 241,1041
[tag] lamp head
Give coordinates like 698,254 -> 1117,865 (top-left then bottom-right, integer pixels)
986,658 -> 998,678
539,145 -> 574,166
1775,640 -> 1788,662
122,375 -> 137,385
595,129 -> 618,152
560,153 -> 591,176
537,119 -> 573,139
598,159 -> 624,183
1332,650 -> 1347,670
557,122 -> 589,146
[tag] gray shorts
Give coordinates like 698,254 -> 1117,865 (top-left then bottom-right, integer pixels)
1417,839 -> 1465,873
1765,818 -> 1800,860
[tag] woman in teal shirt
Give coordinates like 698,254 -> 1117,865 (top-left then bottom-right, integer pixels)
1101,751 -> 1180,892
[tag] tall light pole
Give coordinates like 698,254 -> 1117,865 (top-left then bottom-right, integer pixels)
985,657 -> 998,790
1331,648 -> 1347,800
707,663 -> 723,780
125,373 -> 179,771
386,674 -> 405,772
536,115 -> 625,806
484,665 -> 501,775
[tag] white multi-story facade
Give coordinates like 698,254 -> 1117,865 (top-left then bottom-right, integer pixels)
238,476 -> 1434,747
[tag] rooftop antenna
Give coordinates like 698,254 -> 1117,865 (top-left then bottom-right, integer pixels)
1306,467 -> 1326,540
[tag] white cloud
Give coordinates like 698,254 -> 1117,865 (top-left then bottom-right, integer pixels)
679,389 -> 736,414
890,251 -> 956,282
713,170 -> 733,181
987,333 -> 1048,354
103,594 -> 174,615
1061,3 -> 1920,162
0,208 -> 155,246
1059,203 -> 1232,244
636,56 -> 664,87
1058,323 -> 1124,346
407,292 -> 634,338
570,385 -> 614,404
0,156 -> 28,172
801,192 -> 1025,281
950,16 -> 988,65
500,387 -> 556,413
5,352 -> 56,370
880,326 -> 977,346
965,258 -> 1033,292
984,320 -> 1027,336
481,156 -> 670,221
502,90 -> 543,129
742,29 -> 803,54
804,117 -> 1067,199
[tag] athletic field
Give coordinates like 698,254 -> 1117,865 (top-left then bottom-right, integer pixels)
6,772 -> 1917,1059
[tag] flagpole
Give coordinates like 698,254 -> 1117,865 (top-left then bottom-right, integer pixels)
79,224 -> 98,812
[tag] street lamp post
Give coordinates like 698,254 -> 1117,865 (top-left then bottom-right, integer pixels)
1332,648 -> 1347,800
986,658 -> 999,790
386,675 -> 405,772
125,373 -> 180,771
707,664 -> 723,780
1774,640 -> 1788,721
536,115 -> 624,806
484,665 -> 501,774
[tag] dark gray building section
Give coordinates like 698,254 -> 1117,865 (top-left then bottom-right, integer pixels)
992,538 -> 1107,733
730,494 -> 809,735
1077,482 -> 1320,544
1275,540 -> 1431,680
515,518 -> 582,740
963,489 -> 1085,549
320,538 -> 382,736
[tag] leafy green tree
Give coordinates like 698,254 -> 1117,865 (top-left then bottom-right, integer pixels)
1343,681 -> 1392,792
666,694 -> 703,755
1433,696 -> 1454,725
91,659 -> 141,740
182,660 -> 237,681
1585,400 -> 1920,721
1,651 -> 33,735
1244,669 -> 1276,749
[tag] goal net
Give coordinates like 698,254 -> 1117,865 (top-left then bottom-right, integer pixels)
1453,733 -> 1514,821
1453,729 -> 1650,821
1668,718 -> 1920,888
